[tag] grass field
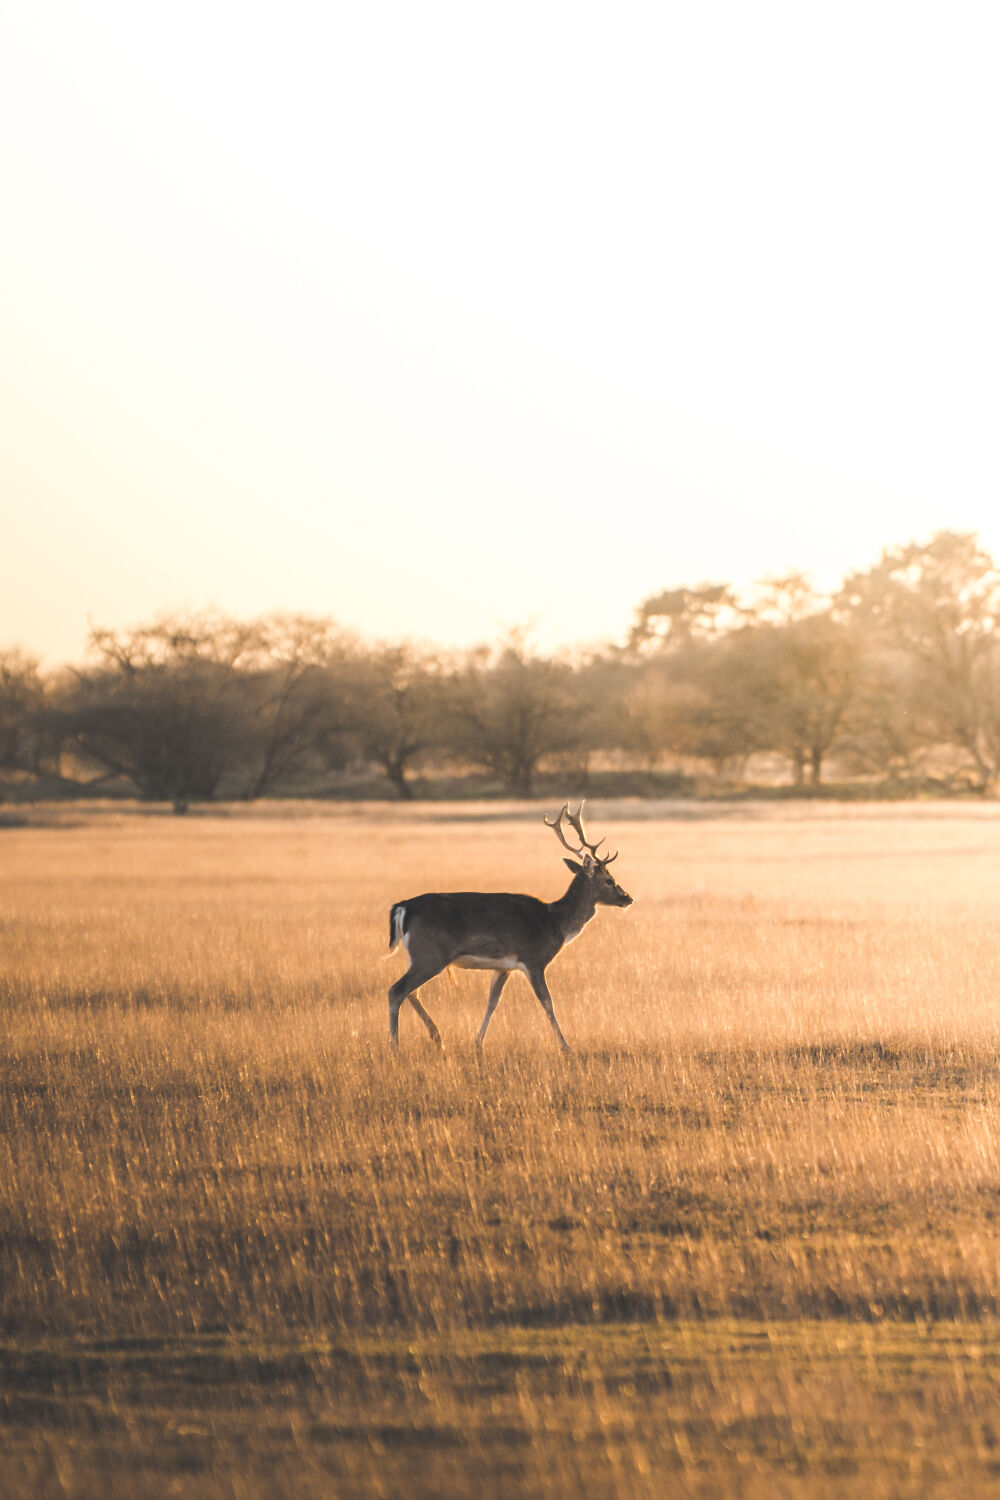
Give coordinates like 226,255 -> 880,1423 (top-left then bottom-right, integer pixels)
5,800 -> 1000,1496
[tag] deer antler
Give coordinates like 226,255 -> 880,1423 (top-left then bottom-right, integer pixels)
564,801 -> 606,861
545,801 -> 618,865
544,804 -> 586,860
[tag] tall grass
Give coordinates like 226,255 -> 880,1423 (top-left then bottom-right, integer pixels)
6,802 -> 1000,1495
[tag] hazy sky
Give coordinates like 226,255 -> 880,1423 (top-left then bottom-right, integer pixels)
3,3 -> 1000,664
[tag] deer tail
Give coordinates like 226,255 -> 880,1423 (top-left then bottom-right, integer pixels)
389,903 -> 407,952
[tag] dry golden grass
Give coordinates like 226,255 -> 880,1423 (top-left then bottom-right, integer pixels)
6,800 -> 1000,1496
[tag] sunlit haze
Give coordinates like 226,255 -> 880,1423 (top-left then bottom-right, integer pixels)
3,3 -> 999,665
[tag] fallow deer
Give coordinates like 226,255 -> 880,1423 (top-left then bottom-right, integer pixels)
387,802 -> 632,1052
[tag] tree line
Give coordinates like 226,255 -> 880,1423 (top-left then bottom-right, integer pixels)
5,531 -> 1000,806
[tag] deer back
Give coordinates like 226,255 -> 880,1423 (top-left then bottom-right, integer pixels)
391,889 -> 569,971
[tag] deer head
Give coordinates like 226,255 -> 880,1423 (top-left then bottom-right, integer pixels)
544,801 -> 633,907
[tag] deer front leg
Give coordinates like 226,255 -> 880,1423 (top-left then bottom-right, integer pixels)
475,971 -> 509,1051
526,966 -> 572,1054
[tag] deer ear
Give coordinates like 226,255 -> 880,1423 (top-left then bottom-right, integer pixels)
563,858 -> 586,876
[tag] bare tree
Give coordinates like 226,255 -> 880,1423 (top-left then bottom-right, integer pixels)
340,641 -> 444,799
58,614 -> 259,810
445,632 -> 583,797
628,583 -> 745,653
836,645 -> 927,783
840,531 -> 1000,790
748,614 -> 863,786
239,614 -> 348,799
0,650 -> 48,780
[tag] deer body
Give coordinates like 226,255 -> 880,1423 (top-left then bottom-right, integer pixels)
387,805 -> 632,1053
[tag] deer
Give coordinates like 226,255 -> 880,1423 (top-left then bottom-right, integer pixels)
387,802 -> 632,1053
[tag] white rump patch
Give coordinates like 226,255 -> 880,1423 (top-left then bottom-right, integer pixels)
393,906 -> 409,955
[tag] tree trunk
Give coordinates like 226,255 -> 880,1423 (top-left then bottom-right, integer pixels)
383,756 -> 415,799
508,762 -> 534,798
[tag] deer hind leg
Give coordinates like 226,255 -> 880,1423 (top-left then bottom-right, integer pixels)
475,971 -> 509,1051
526,967 -> 572,1054
408,994 -> 444,1051
388,963 -> 445,1051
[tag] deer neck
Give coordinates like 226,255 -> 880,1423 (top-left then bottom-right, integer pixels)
550,873 -> 598,943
